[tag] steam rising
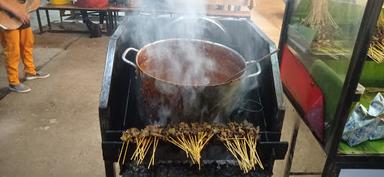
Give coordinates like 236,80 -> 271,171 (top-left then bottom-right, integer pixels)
127,0 -> 221,86
121,0 -> 263,125
130,0 -> 209,42
143,40 -> 217,86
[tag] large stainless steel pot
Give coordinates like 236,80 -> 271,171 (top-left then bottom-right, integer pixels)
122,38 -> 261,125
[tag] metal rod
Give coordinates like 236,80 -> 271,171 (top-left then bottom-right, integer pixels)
36,10 -> 43,33
284,116 -> 300,177
45,9 -> 51,30
224,49 -> 279,83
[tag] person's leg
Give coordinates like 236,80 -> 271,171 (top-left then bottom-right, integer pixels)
99,11 -> 107,25
20,27 -> 50,80
81,10 -> 90,23
0,29 -> 21,86
81,10 -> 102,38
19,27 -> 36,76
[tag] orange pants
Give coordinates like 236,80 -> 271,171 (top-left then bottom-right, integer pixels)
0,27 -> 36,85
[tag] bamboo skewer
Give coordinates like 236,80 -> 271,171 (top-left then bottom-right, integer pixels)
118,122 -> 263,173
118,130 -> 132,165
117,141 -> 125,164
217,123 -> 263,173
301,0 -> 349,57
122,141 -> 130,164
368,11 -> 384,63
302,0 -> 338,42
165,123 -> 214,168
148,137 -> 159,168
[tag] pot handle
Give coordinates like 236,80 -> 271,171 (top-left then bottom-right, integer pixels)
245,49 -> 279,78
225,49 -> 278,83
245,61 -> 262,78
122,48 -> 139,69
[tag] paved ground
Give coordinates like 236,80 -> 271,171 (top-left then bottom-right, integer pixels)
0,33 -> 107,177
0,1 -> 326,177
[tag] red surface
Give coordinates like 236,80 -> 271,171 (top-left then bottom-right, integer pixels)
280,45 -> 324,141
75,0 -> 109,8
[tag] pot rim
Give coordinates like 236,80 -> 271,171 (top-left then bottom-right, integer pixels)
135,38 -> 247,87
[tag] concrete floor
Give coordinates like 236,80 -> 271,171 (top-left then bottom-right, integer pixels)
0,34 -> 106,177
0,1 -> 326,177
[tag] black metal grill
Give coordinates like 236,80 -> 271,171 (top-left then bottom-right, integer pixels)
99,15 -> 288,177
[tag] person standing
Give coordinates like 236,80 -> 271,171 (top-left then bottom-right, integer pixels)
0,0 -> 49,93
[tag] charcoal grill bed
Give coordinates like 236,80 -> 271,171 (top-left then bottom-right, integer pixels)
99,15 -> 288,177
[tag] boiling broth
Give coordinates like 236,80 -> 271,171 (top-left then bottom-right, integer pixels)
138,41 -> 244,86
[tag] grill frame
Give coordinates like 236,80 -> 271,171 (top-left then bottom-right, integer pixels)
99,15 -> 288,177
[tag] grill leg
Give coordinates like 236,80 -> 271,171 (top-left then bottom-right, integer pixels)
283,116 -> 300,177
104,161 -> 116,177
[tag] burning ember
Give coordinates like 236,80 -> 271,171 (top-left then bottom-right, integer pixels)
118,122 -> 263,173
